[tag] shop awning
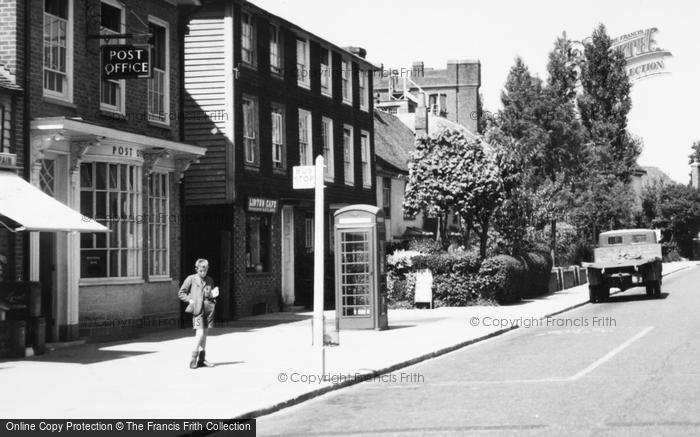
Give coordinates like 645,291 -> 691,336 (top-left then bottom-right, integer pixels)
0,171 -> 108,233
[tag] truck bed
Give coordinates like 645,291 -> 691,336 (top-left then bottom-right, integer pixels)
586,243 -> 662,270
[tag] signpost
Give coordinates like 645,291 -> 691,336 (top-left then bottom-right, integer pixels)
293,157 -> 326,373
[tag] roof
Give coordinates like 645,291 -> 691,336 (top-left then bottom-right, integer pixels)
599,229 -> 655,236
242,0 -> 377,69
373,109 -> 417,173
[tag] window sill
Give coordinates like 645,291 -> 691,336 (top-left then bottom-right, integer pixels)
342,99 -> 353,106
244,164 -> 260,172
297,81 -> 311,90
272,168 -> 287,175
321,90 -> 333,99
148,119 -> 171,129
79,277 -> 145,286
360,106 -> 369,112
241,61 -> 257,70
42,96 -> 77,109
270,70 -> 284,79
148,276 -> 173,283
98,110 -> 126,120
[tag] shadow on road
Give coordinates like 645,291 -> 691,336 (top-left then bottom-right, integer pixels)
605,292 -> 669,303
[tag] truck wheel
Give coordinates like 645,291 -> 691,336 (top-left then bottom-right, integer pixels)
589,286 -> 600,303
646,280 -> 661,298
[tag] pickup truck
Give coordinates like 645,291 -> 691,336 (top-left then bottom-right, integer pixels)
584,229 -> 662,303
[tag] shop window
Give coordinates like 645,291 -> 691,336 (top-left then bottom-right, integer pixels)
148,172 -> 169,278
43,0 -> 73,101
99,1 -> 125,114
80,162 -> 142,278
148,19 -> 169,123
246,214 -> 271,273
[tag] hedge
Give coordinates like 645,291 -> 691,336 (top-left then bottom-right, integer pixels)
477,255 -> 526,304
386,249 -> 553,306
518,251 -> 553,298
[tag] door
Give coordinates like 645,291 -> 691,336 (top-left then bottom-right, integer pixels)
281,206 -> 295,306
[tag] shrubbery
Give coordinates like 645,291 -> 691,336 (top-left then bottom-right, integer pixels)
477,255 -> 525,304
386,246 -> 554,307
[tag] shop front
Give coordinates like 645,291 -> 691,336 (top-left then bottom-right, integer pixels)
27,117 -> 205,341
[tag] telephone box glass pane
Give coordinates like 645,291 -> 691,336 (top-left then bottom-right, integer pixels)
340,230 -> 371,317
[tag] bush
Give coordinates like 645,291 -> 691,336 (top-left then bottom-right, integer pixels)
411,252 -> 482,275
519,251 -> 553,298
477,255 -> 526,304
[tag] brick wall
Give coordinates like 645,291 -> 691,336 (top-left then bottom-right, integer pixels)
231,205 -> 282,317
0,0 -> 21,78
27,0 -> 183,142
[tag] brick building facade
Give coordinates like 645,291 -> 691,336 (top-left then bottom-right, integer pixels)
374,60 -> 481,134
182,0 -> 377,318
1,0 -> 205,342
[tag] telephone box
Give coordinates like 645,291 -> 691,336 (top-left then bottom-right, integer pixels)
333,205 -> 388,330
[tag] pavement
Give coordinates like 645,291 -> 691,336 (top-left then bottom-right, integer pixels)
1,261 -> 697,420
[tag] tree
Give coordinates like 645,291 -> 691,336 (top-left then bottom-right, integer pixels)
642,182 -> 700,257
689,140 -> 700,164
578,24 -> 641,183
403,129 -> 507,257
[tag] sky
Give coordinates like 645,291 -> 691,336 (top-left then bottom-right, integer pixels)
252,0 -> 699,184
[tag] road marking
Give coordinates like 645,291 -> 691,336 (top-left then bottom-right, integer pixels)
568,326 -> 654,381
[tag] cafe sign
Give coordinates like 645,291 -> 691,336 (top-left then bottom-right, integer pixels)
102,45 -> 151,79
247,197 -> 278,214
611,28 -> 672,81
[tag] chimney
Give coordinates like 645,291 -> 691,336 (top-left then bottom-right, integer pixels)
343,46 -> 367,59
692,162 -> 700,191
415,93 -> 429,138
412,61 -> 424,77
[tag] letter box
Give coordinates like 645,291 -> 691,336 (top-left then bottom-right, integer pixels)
333,205 -> 388,330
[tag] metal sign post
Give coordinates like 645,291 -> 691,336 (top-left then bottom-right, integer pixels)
293,157 -> 325,374
313,155 -> 325,374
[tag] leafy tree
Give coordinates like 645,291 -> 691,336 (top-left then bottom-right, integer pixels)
403,129 -> 507,257
578,24 -> 641,183
569,172 -> 637,243
642,182 -> 700,257
689,140 -> 700,164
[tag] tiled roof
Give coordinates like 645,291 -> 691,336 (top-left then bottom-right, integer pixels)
373,109 -> 416,173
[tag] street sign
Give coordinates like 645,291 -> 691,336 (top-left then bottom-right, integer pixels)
293,165 -> 315,189
102,44 -> 151,79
